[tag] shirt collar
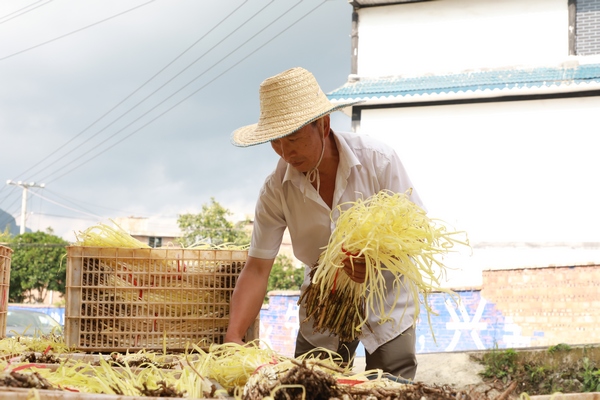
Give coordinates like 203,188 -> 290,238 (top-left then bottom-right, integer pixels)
280,130 -> 362,187
333,130 -> 361,173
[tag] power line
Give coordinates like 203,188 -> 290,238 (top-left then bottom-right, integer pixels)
7,0 -> 333,198
0,0 -> 52,25
27,190 -> 104,219
27,212 -> 98,221
0,190 -> 26,228
16,0 -> 252,184
0,0 -> 156,62
38,0 -> 278,183
6,181 -> 45,234
43,0 -> 326,184
0,184 -> 20,207
43,188 -> 132,216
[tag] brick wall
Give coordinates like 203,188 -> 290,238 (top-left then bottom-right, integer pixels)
577,0 -> 600,55
481,264 -> 600,347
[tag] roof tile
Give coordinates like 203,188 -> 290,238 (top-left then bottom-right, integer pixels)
327,64 -> 600,102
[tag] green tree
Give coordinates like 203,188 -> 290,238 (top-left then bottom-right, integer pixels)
177,197 -> 250,247
0,226 -> 11,243
8,228 -> 68,303
265,254 -> 304,303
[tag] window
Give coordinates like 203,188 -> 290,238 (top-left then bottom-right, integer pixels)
148,237 -> 162,248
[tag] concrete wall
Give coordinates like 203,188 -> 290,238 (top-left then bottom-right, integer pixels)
359,96 -> 600,246
356,0 -> 568,76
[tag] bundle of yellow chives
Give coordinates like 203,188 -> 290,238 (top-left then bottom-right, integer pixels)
300,189 -> 469,342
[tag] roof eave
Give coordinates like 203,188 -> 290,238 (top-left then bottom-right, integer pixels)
329,80 -> 600,106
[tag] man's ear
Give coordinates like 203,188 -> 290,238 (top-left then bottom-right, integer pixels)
322,114 -> 331,138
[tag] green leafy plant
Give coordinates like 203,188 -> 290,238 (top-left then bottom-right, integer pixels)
548,343 -> 572,354
177,197 -> 251,247
477,345 -> 600,396
480,348 -> 518,382
8,228 -> 68,303
582,357 -> 600,392
265,254 -> 304,303
526,364 -> 546,381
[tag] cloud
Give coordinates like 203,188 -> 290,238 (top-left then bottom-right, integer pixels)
0,0 -> 354,241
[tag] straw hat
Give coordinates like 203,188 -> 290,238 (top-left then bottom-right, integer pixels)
231,67 -> 359,147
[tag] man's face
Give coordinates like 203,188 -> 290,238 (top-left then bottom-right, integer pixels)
270,119 -> 324,173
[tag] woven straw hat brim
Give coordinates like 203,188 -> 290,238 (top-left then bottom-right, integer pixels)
230,67 -> 360,147
231,101 -> 358,147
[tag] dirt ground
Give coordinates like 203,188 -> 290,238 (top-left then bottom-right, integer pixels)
354,352 -> 486,389
347,353 -> 507,399
414,352 -> 487,389
356,348 -> 600,400
354,352 -> 518,399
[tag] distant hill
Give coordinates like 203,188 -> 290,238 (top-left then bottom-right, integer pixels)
0,209 -> 21,235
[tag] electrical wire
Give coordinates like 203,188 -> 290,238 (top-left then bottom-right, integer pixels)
34,189 -> 43,232
42,0 -> 328,184
0,205 -> 20,230
27,212 -> 98,221
27,190 -> 104,219
0,184 -> 19,205
0,192 -> 22,221
0,0 -> 156,62
36,0 -> 278,183
0,187 -> 44,233
15,0 -> 251,184
0,0 -> 52,25
3,0 -> 335,229
43,188 -> 132,216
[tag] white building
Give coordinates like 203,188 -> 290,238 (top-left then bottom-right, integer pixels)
328,0 -> 600,287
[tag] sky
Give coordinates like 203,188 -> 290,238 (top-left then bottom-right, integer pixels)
0,0 -> 355,241
1,0 -> 598,259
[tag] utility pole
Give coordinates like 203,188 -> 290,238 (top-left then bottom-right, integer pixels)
6,180 -> 45,234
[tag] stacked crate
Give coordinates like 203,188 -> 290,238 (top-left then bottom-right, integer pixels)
65,246 -> 256,352
0,245 -> 12,339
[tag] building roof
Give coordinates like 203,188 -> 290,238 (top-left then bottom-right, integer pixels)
327,62 -> 600,105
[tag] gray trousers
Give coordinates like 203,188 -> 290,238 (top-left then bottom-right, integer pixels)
294,326 -> 418,380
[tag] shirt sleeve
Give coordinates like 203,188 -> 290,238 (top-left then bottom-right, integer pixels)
248,175 -> 287,260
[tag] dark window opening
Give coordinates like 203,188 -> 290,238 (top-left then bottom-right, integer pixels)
149,237 -> 162,248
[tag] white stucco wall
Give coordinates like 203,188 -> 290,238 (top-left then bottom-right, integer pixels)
356,96 -> 600,286
357,0 -> 569,76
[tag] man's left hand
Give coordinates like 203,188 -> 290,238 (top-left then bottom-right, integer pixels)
342,255 -> 367,283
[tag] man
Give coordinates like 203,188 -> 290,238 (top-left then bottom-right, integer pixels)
225,67 -> 423,380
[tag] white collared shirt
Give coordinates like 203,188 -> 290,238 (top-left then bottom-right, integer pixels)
249,130 -> 424,353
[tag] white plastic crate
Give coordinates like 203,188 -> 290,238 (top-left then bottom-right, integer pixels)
66,246 -> 256,352
0,245 -> 12,339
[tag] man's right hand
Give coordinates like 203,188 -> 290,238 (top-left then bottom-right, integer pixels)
224,256 -> 275,344
223,334 -> 245,346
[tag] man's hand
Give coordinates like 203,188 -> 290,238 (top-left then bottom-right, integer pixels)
342,255 -> 367,283
223,334 -> 245,346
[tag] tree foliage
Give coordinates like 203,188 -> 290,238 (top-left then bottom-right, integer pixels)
177,197 -> 250,247
265,254 -> 304,303
0,226 -> 10,243
8,228 -> 68,304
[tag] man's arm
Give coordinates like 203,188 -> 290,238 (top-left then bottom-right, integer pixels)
224,255 -> 275,344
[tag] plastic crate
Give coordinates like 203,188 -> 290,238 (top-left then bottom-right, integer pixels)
0,245 -> 12,339
66,246 -> 257,352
